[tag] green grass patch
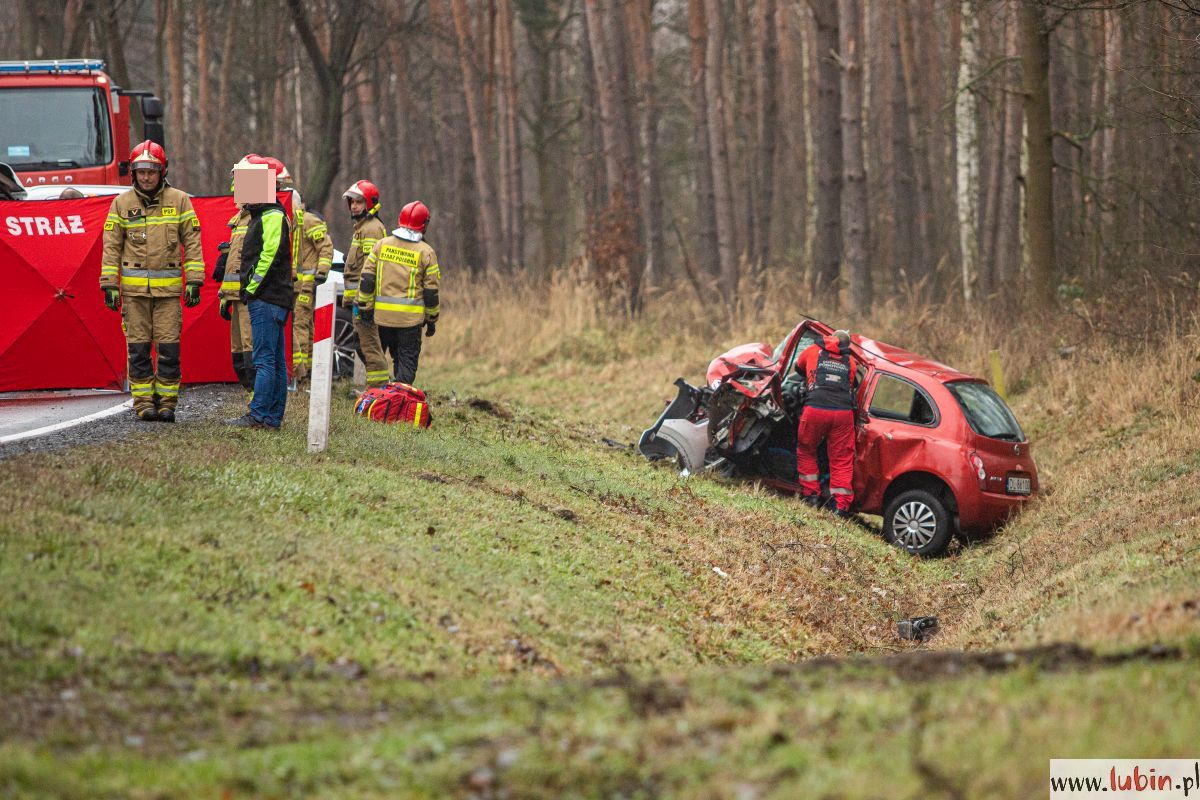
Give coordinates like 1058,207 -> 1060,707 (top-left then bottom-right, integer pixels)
2,351 -> 1198,795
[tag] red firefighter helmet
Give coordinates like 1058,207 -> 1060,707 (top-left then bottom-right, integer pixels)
342,180 -> 380,216
396,201 -> 430,241
261,156 -> 288,179
231,153 -> 265,172
272,159 -> 293,188
130,140 -> 168,176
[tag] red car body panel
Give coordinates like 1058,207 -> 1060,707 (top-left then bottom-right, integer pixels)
706,342 -> 775,386
707,319 -> 1038,534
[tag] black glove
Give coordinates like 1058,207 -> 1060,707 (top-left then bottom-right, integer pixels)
358,306 -> 373,324
219,299 -> 232,321
425,320 -> 436,338
212,250 -> 228,283
184,283 -> 201,308
103,287 -> 120,312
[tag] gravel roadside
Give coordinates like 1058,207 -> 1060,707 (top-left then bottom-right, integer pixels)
0,384 -> 245,461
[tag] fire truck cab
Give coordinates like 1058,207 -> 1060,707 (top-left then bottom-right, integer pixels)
0,59 -> 164,190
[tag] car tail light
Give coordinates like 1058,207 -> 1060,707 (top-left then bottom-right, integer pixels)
970,453 -> 986,480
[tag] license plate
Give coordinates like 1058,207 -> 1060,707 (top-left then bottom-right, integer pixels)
1006,476 -> 1031,495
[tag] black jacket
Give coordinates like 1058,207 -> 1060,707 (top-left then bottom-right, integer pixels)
240,202 -> 293,309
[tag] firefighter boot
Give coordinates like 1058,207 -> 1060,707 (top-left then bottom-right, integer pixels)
155,342 -> 182,422
128,342 -> 157,420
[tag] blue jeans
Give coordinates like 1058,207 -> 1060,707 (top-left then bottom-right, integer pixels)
247,299 -> 289,427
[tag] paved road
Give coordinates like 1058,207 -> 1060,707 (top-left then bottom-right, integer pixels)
0,385 -> 242,460
0,391 -> 130,442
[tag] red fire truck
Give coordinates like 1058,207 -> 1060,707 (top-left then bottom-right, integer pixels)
0,59 -> 164,190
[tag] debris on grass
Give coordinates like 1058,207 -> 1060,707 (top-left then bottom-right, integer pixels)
467,397 -> 513,419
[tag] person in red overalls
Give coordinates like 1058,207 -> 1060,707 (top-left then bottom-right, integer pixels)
794,330 -> 860,517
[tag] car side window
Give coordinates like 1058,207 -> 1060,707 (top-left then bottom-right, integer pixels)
868,373 -> 938,426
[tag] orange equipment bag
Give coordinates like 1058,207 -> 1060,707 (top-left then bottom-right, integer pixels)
354,382 -> 432,428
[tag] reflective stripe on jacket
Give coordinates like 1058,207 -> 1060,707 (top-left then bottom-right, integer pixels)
341,215 -> 386,301
293,206 -> 333,290
100,185 -> 203,298
358,235 -> 440,329
219,209 -> 251,301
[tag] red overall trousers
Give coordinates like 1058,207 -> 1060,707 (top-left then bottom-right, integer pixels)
796,406 -> 856,511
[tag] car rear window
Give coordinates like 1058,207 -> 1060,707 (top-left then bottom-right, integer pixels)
946,381 -> 1025,441
868,373 -> 937,425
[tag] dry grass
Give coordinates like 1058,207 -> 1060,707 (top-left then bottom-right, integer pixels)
428,268 -> 1200,653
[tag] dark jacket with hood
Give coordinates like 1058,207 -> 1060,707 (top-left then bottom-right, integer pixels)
239,201 -> 293,309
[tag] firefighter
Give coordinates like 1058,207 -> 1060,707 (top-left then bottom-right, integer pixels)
214,157 -> 257,394
357,201 -> 440,385
340,180 -> 389,387
100,140 -> 203,422
794,330 -> 861,517
272,160 -> 332,386
225,181 -> 293,429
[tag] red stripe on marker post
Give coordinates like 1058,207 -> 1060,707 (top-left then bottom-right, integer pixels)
307,281 -> 336,452
313,302 -> 333,343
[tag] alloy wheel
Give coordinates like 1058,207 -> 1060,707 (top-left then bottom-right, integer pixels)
891,500 -> 938,549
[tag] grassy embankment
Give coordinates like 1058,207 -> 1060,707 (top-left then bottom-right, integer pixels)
2,272 -> 1198,798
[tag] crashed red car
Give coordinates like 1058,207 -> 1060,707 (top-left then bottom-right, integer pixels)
639,319 -> 1038,556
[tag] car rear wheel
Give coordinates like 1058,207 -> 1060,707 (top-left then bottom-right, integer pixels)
333,305 -> 360,379
883,489 -> 953,557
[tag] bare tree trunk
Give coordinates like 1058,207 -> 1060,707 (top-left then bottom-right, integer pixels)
494,2 -> 513,267
897,0 -> 933,280
584,0 -> 643,311
955,0 -> 980,303
496,0 -> 524,267
579,4 -> 607,216
889,3 -> 916,284
217,0 -> 238,174
704,0 -> 739,309
807,0 -> 842,299
354,65 -> 383,182
993,5 -> 1024,291
195,1 -> 212,188
166,0 -> 187,185
627,0 -> 665,288
447,0 -> 502,270
838,0 -> 870,312
775,2 -> 807,269
753,0 -> 779,276
1098,7 -> 1120,280
520,0 -> 570,276
429,0 -> 477,270
1019,0 -> 1056,306
688,0 -> 720,280
97,0 -> 130,88
583,1 -> 623,202
64,0 -> 91,55
285,0 -> 364,211
976,4 -> 1005,303
866,0 -> 894,283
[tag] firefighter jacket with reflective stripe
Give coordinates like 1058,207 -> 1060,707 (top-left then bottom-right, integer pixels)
341,214 -> 386,302
293,206 -> 333,291
219,209 -> 251,301
100,184 -> 203,298
796,337 -> 860,411
239,202 -> 293,309
358,234 -> 440,329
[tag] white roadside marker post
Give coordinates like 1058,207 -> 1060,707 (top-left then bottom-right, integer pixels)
307,280 -> 336,453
